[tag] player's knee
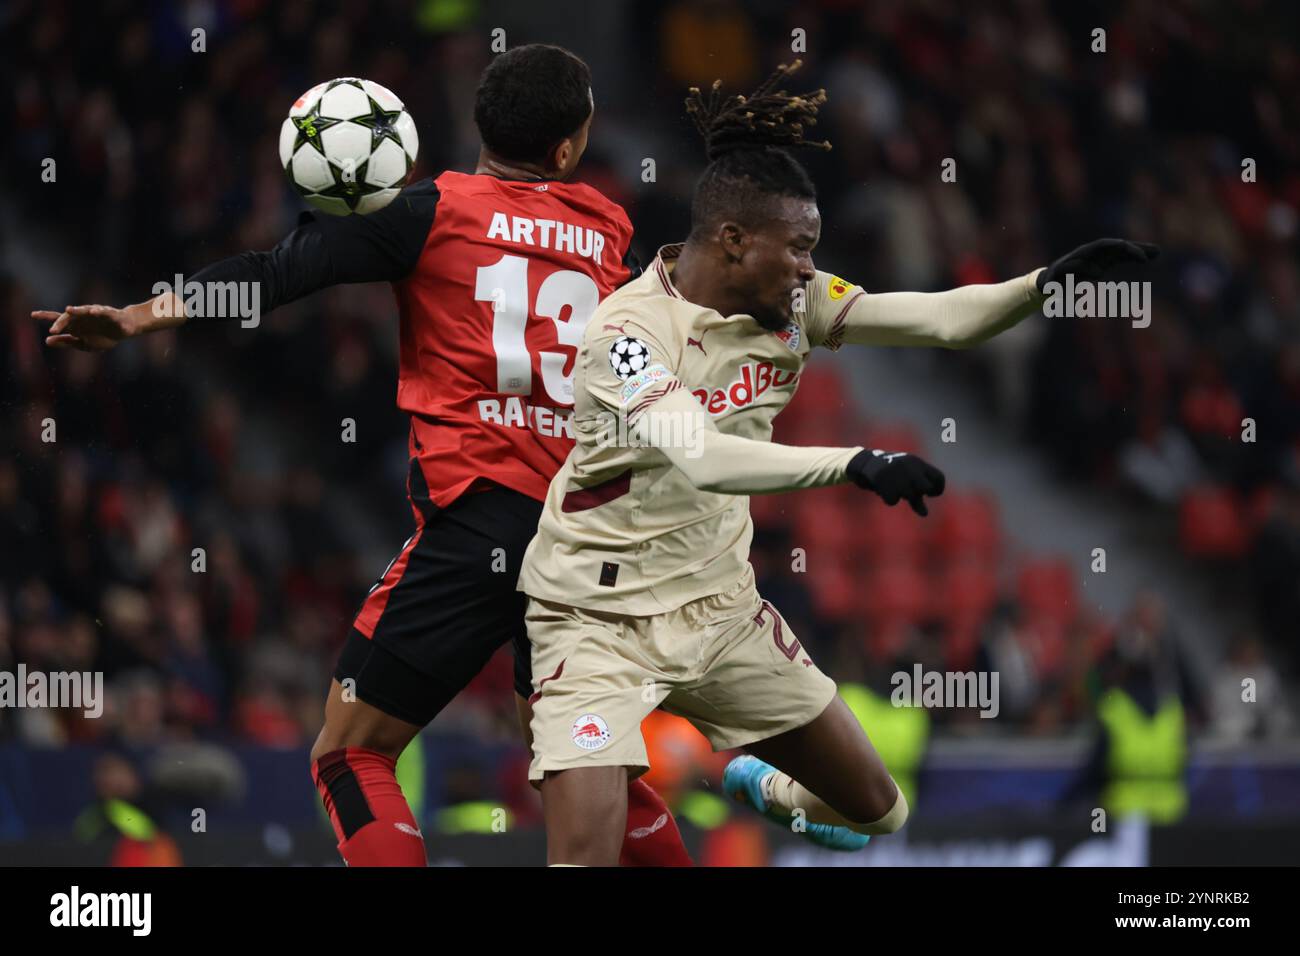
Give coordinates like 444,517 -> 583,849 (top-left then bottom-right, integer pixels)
309,731 -> 335,767
549,831 -> 608,866
858,779 -> 908,835
548,812 -> 624,867
838,776 -> 907,834
309,719 -> 408,766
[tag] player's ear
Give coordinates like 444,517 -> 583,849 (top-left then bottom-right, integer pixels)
548,137 -> 573,177
719,222 -> 747,263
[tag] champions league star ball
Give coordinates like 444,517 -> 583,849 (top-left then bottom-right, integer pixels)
609,336 -> 650,379
279,77 -> 419,215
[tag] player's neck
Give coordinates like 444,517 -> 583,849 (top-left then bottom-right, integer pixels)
475,148 -> 553,182
671,241 -> 747,318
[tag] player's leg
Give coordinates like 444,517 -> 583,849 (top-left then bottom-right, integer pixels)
310,666 -> 427,867
516,690 -> 630,864
311,479 -> 541,865
667,576 -> 904,845
313,611 -> 474,867
744,695 -> 907,835
310,492 -> 447,868
517,694 -> 694,866
619,773 -> 693,866
541,766 -> 628,865
513,634 -> 692,866
313,683 -> 421,761
524,596 -> 668,866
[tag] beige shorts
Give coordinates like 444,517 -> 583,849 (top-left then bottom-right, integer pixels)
525,567 -> 837,781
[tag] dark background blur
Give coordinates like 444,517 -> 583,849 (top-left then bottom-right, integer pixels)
1,0 -> 1298,865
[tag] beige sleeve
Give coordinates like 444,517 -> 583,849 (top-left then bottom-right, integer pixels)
631,386 -> 862,495
580,309 -> 680,416
805,269 -> 1045,350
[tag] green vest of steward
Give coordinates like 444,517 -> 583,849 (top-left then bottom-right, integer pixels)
436,801 -> 511,834
1097,688 -> 1187,824
75,799 -> 158,842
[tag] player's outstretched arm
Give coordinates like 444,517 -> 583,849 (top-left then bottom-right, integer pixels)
633,387 -> 944,513
622,384 -> 856,495
34,294 -> 189,351
33,181 -> 439,351
590,314 -> 943,510
844,447 -> 945,516
813,238 -> 1158,351
1036,238 -> 1160,294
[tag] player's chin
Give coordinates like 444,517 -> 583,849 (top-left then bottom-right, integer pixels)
752,306 -> 791,332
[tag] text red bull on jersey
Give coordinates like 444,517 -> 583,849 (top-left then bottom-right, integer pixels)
691,360 -> 798,416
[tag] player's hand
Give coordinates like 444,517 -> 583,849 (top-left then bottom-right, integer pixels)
33,303 -> 141,351
847,448 -> 946,516
1036,238 -> 1160,294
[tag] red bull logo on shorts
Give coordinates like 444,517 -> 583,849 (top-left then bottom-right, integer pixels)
571,713 -> 612,751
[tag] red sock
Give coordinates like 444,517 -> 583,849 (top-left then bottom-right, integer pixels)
620,777 -> 693,867
312,747 -> 427,867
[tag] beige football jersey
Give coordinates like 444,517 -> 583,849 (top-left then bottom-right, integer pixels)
516,243 -> 1042,615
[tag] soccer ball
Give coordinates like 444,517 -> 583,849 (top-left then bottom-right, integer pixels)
279,77 -> 419,215
609,336 -> 650,379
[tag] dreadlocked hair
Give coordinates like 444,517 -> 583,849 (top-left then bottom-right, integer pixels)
684,61 -> 830,236
686,60 -> 830,160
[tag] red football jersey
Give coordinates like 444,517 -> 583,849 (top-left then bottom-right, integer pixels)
393,171 -> 635,507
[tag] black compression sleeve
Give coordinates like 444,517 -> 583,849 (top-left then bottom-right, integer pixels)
622,244 -> 644,284
184,179 -> 440,321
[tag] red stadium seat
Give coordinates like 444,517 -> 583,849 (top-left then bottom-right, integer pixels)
792,494 -> 860,564
1180,384 -> 1244,439
807,562 -> 859,621
776,364 -> 852,438
864,422 -> 926,456
747,491 -> 794,531
792,414 -> 859,447
1244,484 -> 1277,529
932,490 -> 1001,562
1179,484 -> 1249,558
863,562 -> 931,629
867,619 -> 915,663
942,614 -> 985,671
860,496 -> 928,565
790,363 -> 851,413
938,559 -> 1000,622
1016,557 -> 1078,626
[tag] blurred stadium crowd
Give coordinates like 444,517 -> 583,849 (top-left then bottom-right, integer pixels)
2,0 -> 1297,769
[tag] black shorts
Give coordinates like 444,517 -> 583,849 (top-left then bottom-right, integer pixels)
335,473 -> 544,727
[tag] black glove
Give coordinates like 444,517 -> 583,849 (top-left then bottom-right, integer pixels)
847,449 -> 946,516
1036,238 -> 1160,294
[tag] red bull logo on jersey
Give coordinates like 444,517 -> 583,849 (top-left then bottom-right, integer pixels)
571,713 -> 612,751
774,321 -> 801,351
691,360 -> 798,416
